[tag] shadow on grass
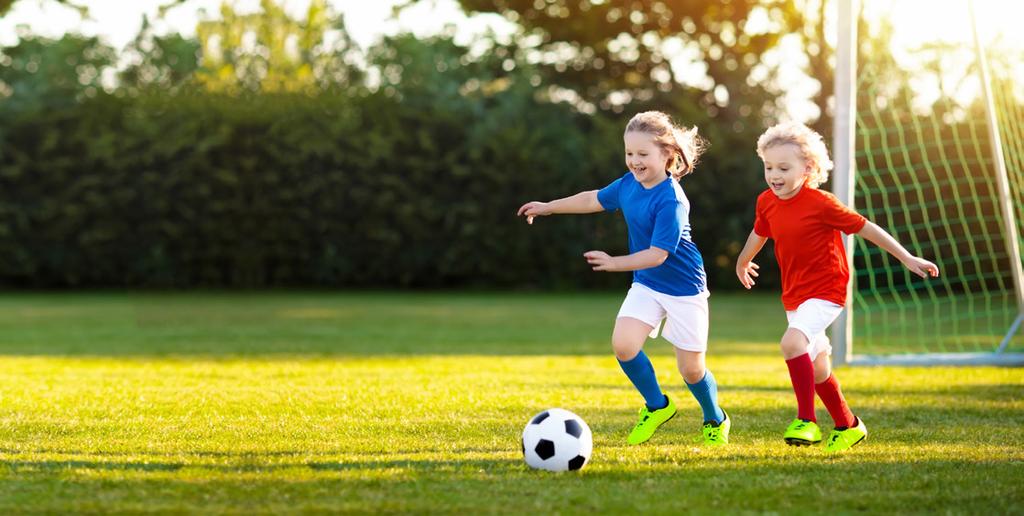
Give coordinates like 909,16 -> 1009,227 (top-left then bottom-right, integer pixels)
3,460 -> 184,472
2,384 -> 1020,474
0,456 -> 1020,514
0,457 -> 522,474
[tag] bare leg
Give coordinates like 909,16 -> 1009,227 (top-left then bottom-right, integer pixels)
812,351 -> 832,384
612,317 -> 654,361
673,348 -> 706,384
780,328 -> 810,359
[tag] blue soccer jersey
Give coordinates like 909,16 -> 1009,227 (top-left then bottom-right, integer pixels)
597,172 -> 707,296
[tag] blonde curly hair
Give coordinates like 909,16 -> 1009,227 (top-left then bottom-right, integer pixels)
625,111 -> 708,180
755,123 -> 833,188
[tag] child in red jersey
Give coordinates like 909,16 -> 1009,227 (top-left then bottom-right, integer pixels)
735,123 -> 939,452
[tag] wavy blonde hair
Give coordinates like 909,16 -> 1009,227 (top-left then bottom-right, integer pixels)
755,123 -> 833,188
625,111 -> 708,180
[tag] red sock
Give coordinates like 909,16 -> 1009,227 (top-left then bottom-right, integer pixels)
785,353 -> 817,421
815,373 -> 856,428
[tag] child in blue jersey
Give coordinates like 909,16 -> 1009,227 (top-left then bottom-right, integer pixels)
517,111 -> 729,446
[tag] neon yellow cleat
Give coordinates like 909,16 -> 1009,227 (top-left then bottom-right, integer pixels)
824,416 -> 867,452
783,418 -> 822,446
627,395 -> 677,445
702,410 -> 730,446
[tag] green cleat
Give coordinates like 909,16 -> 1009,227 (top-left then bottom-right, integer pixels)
627,395 -> 677,445
824,416 -> 867,452
701,410 -> 730,446
783,418 -> 822,446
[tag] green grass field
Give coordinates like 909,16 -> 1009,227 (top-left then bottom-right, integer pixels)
0,291 -> 1021,513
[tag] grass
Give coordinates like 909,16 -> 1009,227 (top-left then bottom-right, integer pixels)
0,291 -> 1021,513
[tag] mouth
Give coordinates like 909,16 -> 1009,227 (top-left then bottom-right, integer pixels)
632,166 -> 647,175
770,181 -> 784,190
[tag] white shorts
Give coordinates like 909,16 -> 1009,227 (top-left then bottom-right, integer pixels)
786,298 -> 844,359
616,282 -> 710,352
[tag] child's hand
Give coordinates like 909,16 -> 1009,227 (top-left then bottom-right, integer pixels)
903,256 -> 940,279
584,250 -> 616,271
736,261 -> 759,289
517,201 -> 551,224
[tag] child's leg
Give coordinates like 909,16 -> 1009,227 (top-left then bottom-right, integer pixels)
813,352 -> 856,428
812,349 -> 832,383
811,342 -> 867,451
615,315 -> 678,445
614,316 -> 668,410
676,349 -> 725,424
781,328 -> 817,422
657,289 -> 721,423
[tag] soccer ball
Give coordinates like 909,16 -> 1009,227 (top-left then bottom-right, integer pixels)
521,408 -> 593,472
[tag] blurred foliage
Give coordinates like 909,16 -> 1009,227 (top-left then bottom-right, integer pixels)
119,17 -> 202,95
0,0 -> 817,289
194,0 -> 360,93
0,30 -> 624,288
452,0 -> 801,118
0,31 -> 116,113
793,0 -> 831,137
0,0 -> 85,17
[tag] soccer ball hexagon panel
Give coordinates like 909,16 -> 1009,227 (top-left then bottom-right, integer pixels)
521,408 -> 593,472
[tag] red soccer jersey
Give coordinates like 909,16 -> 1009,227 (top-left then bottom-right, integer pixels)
753,187 -> 867,310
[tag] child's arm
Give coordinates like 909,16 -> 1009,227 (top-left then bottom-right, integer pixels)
857,221 -> 940,278
517,190 -> 603,224
583,248 -> 668,272
735,230 -> 768,289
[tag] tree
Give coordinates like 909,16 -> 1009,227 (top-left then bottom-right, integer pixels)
0,31 -> 116,114
450,0 -> 802,120
193,0 -> 361,93
118,16 -> 202,95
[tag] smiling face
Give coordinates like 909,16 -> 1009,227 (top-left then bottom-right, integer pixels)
624,131 -> 670,188
761,143 -> 813,199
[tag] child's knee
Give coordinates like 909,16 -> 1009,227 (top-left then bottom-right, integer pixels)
780,328 -> 810,358
680,365 -> 705,384
812,354 -> 832,382
612,339 -> 643,361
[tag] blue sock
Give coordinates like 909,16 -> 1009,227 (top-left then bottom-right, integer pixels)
685,369 -> 725,424
617,350 -> 668,411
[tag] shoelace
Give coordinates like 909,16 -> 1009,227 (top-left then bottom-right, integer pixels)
691,429 -> 722,443
691,423 -> 722,443
633,411 -> 652,430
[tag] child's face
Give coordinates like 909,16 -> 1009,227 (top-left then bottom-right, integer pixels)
624,131 -> 669,187
762,143 -> 812,200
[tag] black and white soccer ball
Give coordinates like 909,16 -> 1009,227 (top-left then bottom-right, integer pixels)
521,408 -> 593,472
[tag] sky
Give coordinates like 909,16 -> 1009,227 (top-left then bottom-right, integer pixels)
0,0 -> 515,50
0,0 -> 1021,121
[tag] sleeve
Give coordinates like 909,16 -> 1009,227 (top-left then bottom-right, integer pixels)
596,176 -> 623,212
753,193 -> 772,238
821,192 -> 867,233
649,200 -> 683,253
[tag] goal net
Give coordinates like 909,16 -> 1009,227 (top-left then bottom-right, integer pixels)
832,0 -> 1024,365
